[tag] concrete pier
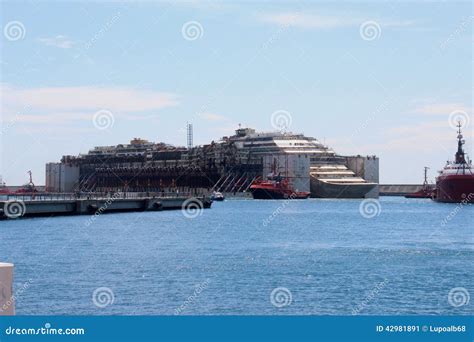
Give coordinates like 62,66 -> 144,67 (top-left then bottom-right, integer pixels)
0,193 -> 212,219
379,184 -> 423,196
0,263 -> 14,315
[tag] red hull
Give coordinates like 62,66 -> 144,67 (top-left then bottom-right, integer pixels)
405,191 -> 432,199
435,175 -> 474,203
405,188 -> 434,199
249,179 -> 310,200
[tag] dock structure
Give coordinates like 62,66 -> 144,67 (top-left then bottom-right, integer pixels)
0,193 -> 212,219
379,184 -> 424,196
0,263 -> 14,315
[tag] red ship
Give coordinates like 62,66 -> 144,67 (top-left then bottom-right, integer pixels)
405,167 -> 435,199
0,177 -> 10,194
433,122 -> 474,203
0,171 -> 39,195
249,174 -> 310,200
14,171 -> 38,194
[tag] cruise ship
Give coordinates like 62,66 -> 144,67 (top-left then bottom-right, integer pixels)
226,128 -> 378,198
46,127 -> 378,198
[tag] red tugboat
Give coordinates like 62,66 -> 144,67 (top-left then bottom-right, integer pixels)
249,174 -> 310,200
405,167 -> 435,199
433,122 -> 474,203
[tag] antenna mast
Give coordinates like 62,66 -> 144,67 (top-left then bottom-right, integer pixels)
423,167 -> 429,186
455,120 -> 466,165
187,122 -> 193,149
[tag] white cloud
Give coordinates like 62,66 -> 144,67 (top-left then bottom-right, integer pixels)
7,112 -> 92,124
206,125 -> 240,138
331,118 -> 472,158
37,35 -> 75,49
2,84 -> 179,114
0,84 -> 180,128
407,102 -> 471,116
171,0 -> 236,11
259,12 -> 414,30
389,121 -> 450,135
260,12 -> 350,29
371,120 -> 470,153
199,112 -> 227,121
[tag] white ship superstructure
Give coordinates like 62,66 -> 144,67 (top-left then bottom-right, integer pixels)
224,128 -> 377,198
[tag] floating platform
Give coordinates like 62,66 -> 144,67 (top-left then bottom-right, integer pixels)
0,193 -> 212,219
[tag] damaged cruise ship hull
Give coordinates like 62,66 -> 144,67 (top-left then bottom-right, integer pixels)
310,177 -> 377,198
309,163 -> 377,198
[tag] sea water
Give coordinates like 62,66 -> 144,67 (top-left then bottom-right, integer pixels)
0,197 -> 472,315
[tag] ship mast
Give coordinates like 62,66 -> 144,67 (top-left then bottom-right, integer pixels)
27,170 -> 35,187
423,166 -> 429,187
455,121 -> 466,165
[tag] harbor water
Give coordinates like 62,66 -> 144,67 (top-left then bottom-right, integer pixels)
0,197 -> 472,315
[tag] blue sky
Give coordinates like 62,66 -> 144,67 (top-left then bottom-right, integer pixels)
1,1 -> 472,185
